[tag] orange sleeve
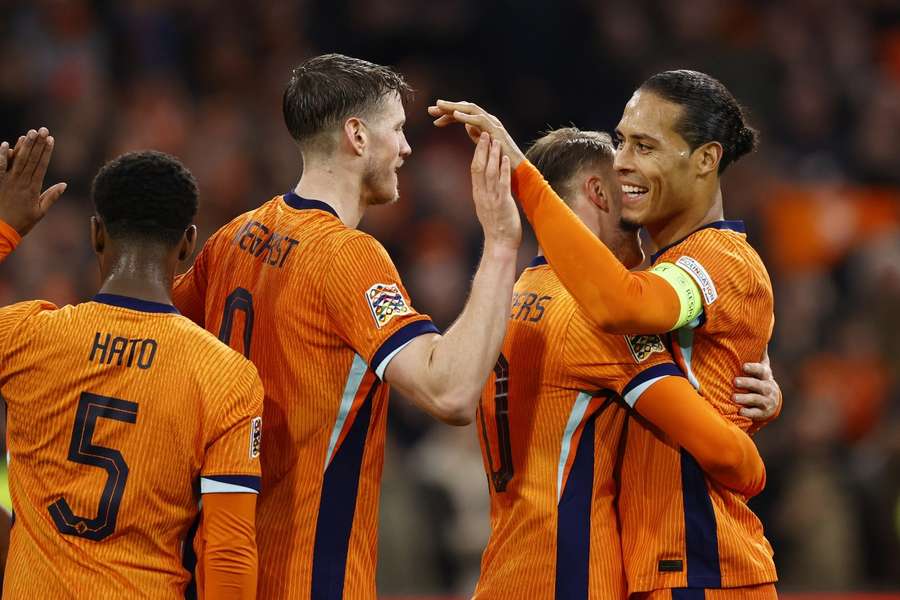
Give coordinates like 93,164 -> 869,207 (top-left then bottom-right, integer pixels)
195,493 -> 257,600
633,375 -> 766,497
0,219 -> 21,261
173,239 -> 212,327
511,160 -> 681,334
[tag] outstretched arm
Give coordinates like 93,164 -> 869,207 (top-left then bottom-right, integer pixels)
385,134 -> 520,425
429,101 -> 696,334
631,374 -> 766,496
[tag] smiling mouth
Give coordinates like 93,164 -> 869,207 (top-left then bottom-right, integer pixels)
622,184 -> 649,203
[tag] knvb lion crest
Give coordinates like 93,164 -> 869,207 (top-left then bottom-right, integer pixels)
365,283 -> 411,328
249,416 -> 262,459
625,334 -> 666,363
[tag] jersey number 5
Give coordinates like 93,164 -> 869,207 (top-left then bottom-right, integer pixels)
219,287 -> 254,358
48,392 -> 138,541
479,353 -> 514,492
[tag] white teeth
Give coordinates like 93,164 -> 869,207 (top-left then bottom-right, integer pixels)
622,185 -> 647,194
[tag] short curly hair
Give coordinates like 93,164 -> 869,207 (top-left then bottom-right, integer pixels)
91,151 -> 198,246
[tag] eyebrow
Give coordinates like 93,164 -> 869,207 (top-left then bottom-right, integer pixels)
615,129 -> 661,145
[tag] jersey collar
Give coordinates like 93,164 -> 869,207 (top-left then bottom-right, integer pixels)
528,255 -> 548,268
92,293 -> 180,314
283,192 -> 340,218
650,220 -> 746,264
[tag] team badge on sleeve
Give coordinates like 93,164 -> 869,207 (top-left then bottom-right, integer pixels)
625,334 -> 666,363
365,283 -> 412,328
249,416 -> 262,459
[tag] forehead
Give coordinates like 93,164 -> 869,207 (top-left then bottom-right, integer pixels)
372,91 -> 406,122
617,90 -> 683,140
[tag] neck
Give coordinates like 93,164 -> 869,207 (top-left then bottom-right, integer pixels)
646,184 -> 724,249
97,251 -> 174,305
294,159 -> 366,229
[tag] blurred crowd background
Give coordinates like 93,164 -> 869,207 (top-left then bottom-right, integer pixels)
1,0 -> 899,594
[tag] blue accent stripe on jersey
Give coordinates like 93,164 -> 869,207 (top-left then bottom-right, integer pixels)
200,475 -> 261,494
621,362 -> 683,402
371,320 -> 440,377
282,192 -> 340,218
557,392 -> 592,502
311,381 -> 378,600
92,293 -> 180,314
650,220 -> 746,264
673,588 -> 706,600
681,448 -> 721,587
528,255 -> 548,268
325,353 -> 368,468
555,414 -> 595,600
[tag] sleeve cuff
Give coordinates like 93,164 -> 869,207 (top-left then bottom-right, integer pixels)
372,319 -> 440,380
201,475 -> 261,494
0,219 -> 22,248
622,362 -> 684,408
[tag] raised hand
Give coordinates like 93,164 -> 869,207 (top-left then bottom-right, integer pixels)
470,133 -> 521,251
0,128 -> 67,236
428,100 -> 527,168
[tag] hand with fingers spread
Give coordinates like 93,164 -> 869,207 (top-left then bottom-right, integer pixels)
0,127 -> 67,237
470,133 -> 521,252
428,100 -> 527,168
734,348 -> 782,423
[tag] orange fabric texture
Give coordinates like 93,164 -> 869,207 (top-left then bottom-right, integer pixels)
0,219 -> 21,260
618,226 -> 777,592
474,261 -> 761,600
633,582 -> 778,600
511,160 -> 682,333
173,194 -> 437,600
195,493 -> 258,600
0,298 -> 262,599
634,377 -> 765,497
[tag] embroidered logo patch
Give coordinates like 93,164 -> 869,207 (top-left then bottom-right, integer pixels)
625,334 -> 666,363
249,416 -> 262,459
365,283 -> 411,328
676,256 -> 718,305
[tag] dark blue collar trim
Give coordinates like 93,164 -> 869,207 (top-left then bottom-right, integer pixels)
529,256 -> 548,268
283,192 -> 339,218
92,293 -> 180,314
651,220 -> 746,264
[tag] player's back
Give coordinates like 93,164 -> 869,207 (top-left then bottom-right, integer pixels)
175,193 -> 437,599
618,221 -> 777,591
1,295 -> 260,599
475,258 -> 680,600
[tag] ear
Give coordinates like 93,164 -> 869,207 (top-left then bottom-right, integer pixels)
343,117 -> 367,157
584,175 -> 609,212
90,216 -> 104,254
693,141 -> 723,177
178,225 -> 197,261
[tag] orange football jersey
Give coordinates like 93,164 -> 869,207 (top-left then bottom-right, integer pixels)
173,193 -> 438,599
618,221 -> 777,591
0,294 -> 263,599
474,257 -> 685,600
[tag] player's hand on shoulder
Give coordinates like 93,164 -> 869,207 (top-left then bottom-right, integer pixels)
734,347 -> 782,422
470,133 -> 521,252
0,128 -> 67,236
428,100 -> 526,168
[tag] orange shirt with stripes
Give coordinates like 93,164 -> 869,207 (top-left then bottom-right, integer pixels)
0,292 -> 263,599
618,223 -> 777,592
474,257 -> 687,600
173,193 -> 438,600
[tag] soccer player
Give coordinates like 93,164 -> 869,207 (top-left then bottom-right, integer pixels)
172,54 -> 520,599
474,128 -> 773,600
0,137 -> 262,598
432,70 -> 779,598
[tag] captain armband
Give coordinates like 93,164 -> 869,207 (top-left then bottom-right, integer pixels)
649,262 -> 703,330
